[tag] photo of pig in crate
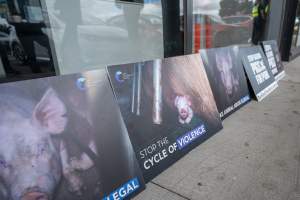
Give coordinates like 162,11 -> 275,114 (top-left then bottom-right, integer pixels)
108,54 -> 223,182
0,69 -> 144,200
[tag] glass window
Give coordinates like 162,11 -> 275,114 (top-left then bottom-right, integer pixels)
292,1 -> 300,48
0,0 -> 262,82
192,0 -> 253,53
0,0 -> 55,83
44,0 -> 164,75
161,0 -> 184,57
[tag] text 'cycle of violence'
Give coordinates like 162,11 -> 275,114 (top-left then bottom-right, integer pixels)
0,41 -> 284,200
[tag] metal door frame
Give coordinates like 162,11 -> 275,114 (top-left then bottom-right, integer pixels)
183,0 -> 193,55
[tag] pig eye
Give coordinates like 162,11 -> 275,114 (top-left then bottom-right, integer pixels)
38,141 -> 50,153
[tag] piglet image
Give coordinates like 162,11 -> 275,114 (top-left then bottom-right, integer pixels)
174,95 -> 194,124
215,50 -> 239,99
0,88 -> 67,200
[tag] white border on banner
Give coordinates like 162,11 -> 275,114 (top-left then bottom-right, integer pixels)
257,81 -> 279,102
275,71 -> 286,81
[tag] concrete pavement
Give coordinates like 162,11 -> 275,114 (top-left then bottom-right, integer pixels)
133,56 -> 300,200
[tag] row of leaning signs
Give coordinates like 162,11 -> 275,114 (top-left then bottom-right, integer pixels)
0,40 -> 284,200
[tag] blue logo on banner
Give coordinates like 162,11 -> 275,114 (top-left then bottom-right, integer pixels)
115,71 -> 125,83
102,178 -> 140,200
241,95 -> 250,103
76,77 -> 86,91
176,125 -> 206,150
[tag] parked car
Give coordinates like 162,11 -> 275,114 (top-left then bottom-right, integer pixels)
222,15 -> 252,28
0,17 -> 27,63
193,14 -> 252,52
106,14 -> 163,49
46,13 -> 130,68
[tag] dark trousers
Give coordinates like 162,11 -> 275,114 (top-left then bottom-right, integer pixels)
252,18 -> 265,45
0,44 -> 14,73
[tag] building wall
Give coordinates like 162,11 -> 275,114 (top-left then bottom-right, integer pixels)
279,0 -> 298,61
0,0 -> 273,81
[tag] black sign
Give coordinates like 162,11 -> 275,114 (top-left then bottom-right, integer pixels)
0,69 -> 145,200
107,54 -> 223,182
240,46 -> 278,101
262,40 -> 285,80
200,46 -> 251,119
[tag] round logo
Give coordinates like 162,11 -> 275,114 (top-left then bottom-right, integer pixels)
76,77 -> 86,91
115,71 -> 125,83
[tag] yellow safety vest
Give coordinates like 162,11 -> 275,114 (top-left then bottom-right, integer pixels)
265,4 -> 270,14
252,4 -> 259,18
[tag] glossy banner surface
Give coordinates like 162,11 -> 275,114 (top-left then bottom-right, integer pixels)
262,40 -> 285,81
107,54 -> 223,182
240,46 -> 278,102
0,69 -> 145,200
201,46 -> 251,119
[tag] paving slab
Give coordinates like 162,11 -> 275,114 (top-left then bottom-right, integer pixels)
133,182 -> 187,200
283,59 -> 300,84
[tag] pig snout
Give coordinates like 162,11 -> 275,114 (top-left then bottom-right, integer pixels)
179,108 -> 188,119
21,192 -> 48,200
221,73 -> 233,96
10,163 -> 60,200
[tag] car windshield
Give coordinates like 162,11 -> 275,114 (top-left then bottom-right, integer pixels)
209,15 -> 226,25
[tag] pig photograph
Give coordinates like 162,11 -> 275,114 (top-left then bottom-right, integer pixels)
200,46 -> 251,119
0,69 -> 144,200
108,54 -> 223,182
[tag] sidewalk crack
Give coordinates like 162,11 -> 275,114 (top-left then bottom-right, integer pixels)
150,181 -> 192,200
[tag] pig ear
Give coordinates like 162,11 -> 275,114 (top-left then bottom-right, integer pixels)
32,88 -> 67,134
174,96 -> 179,107
185,95 -> 192,106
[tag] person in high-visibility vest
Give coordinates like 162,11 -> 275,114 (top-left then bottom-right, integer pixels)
265,4 -> 270,15
251,0 -> 266,45
264,0 -> 271,16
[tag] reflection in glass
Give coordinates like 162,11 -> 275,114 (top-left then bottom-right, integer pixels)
251,0 -> 271,45
292,0 -> 300,48
161,0 -> 183,57
192,0 -> 253,53
0,0 -> 55,82
45,0 -> 164,75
